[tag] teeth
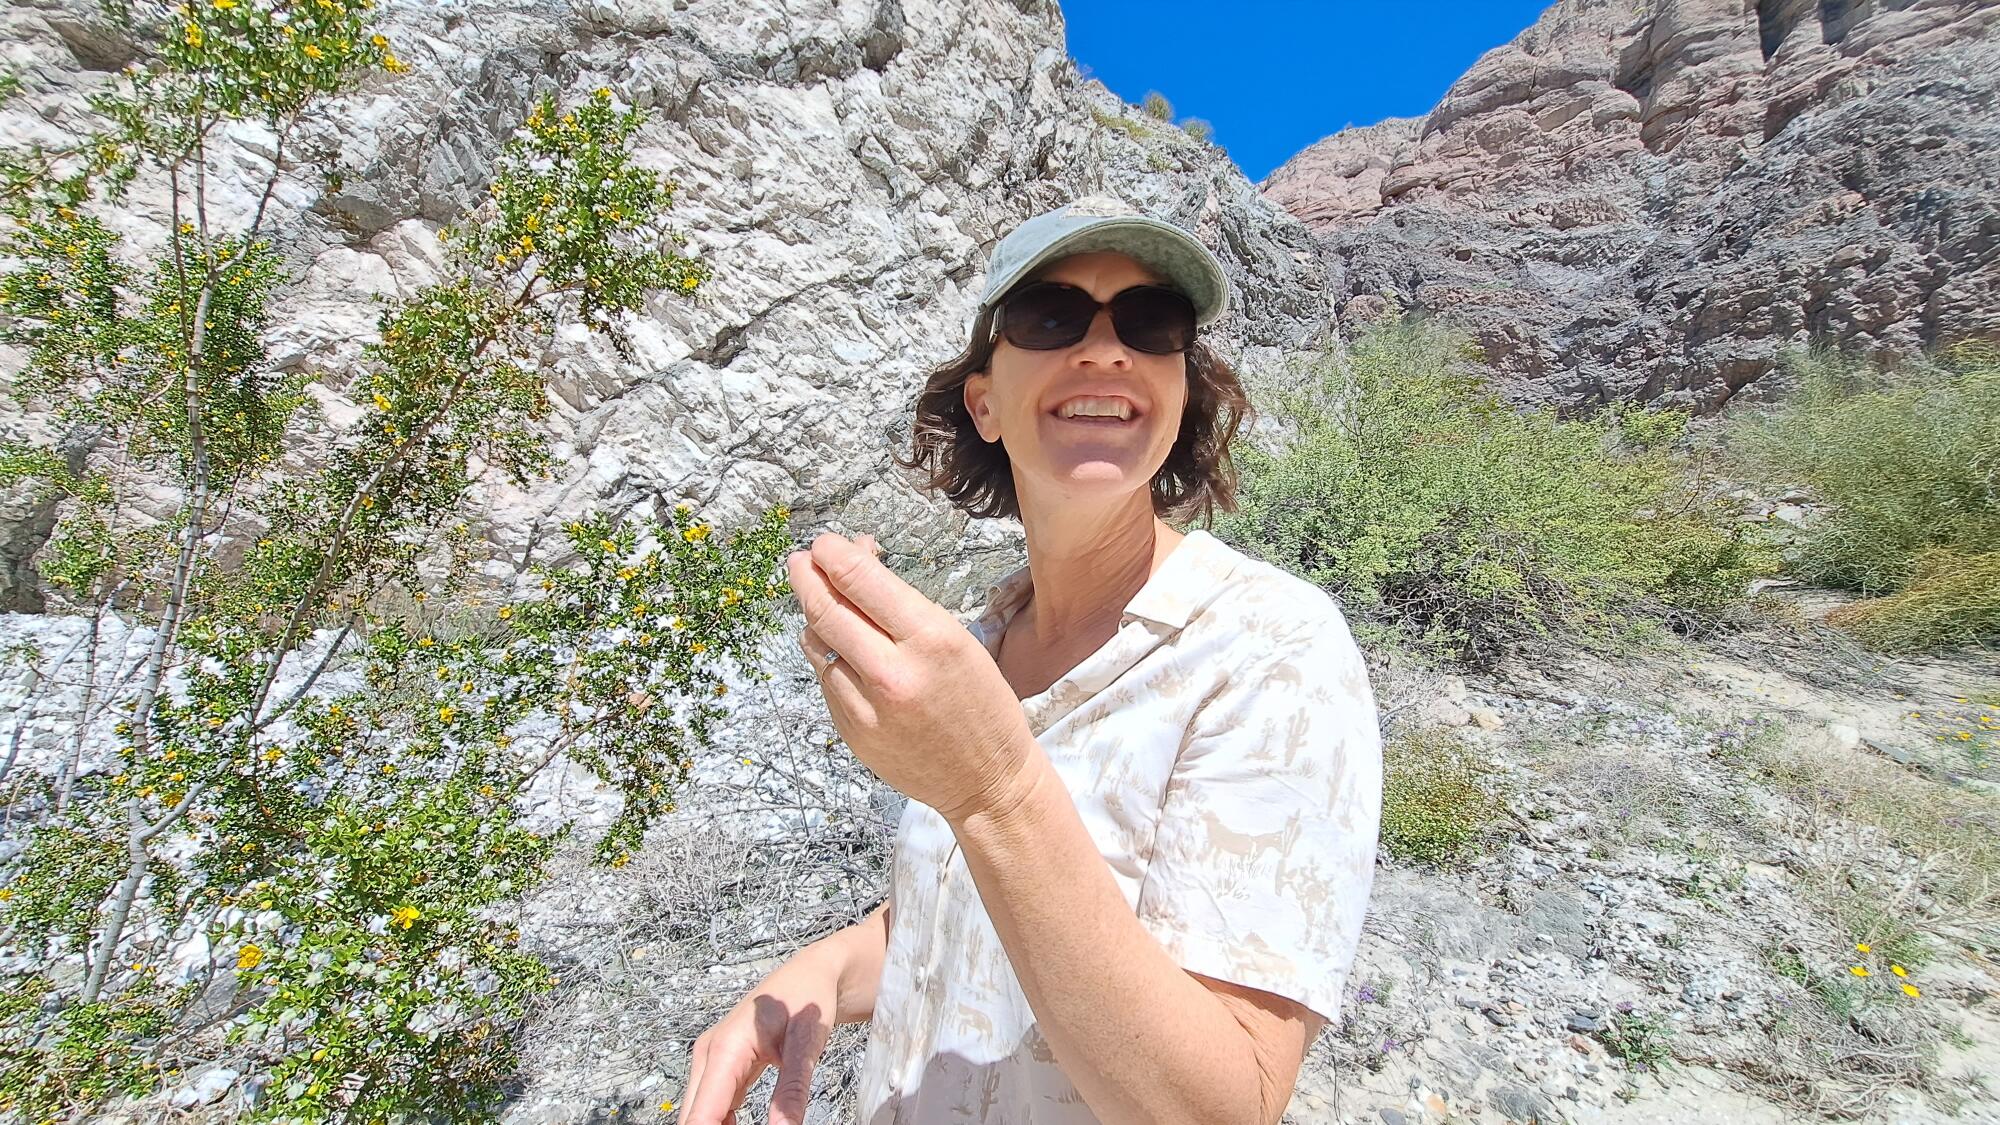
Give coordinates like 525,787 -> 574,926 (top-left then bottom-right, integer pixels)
1057,396 -> 1133,420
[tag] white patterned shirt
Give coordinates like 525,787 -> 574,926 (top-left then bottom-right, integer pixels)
851,528 -> 1384,1123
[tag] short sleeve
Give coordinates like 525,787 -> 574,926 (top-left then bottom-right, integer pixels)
1133,607 -> 1383,1027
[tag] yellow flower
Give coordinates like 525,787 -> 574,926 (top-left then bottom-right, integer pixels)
439,705 -> 456,723
617,567 -> 638,581
1850,965 -> 1870,977
1856,942 -> 1871,953
681,276 -> 699,290
498,606 -> 513,620
1901,983 -> 1920,998
1890,964 -> 1907,977
184,23 -> 204,47
595,87 -> 611,99
381,763 -> 396,774
360,494 -> 376,509
371,33 -> 389,48
417,637 -> 435,648
374,393 -> 392,411
519,234 -> 534,253
213,0 -> 235,8
600,538 -> 618,552
237,944 -> 264,970
683,524 -> 710,542
391,904 -> 421,929
690,641 -> 707,654
610,853 -> 630,868
302,43 -> 323,59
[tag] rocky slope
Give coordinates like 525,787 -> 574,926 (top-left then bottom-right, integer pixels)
1263,0 -> 2000,413
0,0 -> 1326,614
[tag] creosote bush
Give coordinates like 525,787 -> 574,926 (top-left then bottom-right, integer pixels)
1378,728 -> 1499,866
0,3 -> 782,1121
1216,317 -> 1772,666
1722,345 -> 2000,651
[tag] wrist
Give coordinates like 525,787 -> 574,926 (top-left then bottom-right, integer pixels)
945,733 -> 1050,834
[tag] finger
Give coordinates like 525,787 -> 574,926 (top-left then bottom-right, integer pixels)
786,547 -> 897,673
807,532 -> 934,642
683,1036 -> 757,1125
677,1037 -> 709,1125
769,1011 -> 833,1125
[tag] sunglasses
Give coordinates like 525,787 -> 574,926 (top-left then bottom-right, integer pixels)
990,282 -> 1197,355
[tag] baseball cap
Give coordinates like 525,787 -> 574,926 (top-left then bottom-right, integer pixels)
976,194 -> 1230,329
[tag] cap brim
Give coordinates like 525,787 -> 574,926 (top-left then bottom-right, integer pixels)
981,217 -> 1229,327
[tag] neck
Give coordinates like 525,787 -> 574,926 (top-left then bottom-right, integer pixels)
1014,490 -> 1184,643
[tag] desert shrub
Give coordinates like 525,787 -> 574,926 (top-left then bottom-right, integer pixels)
1722,346 -> 2000,649
1140,90 -> 1174,121
0,4 -> 789,1121
1378,729 -> 1499,866
1821,547 -> 2000,651
1180,117 -> 1214,144
1215,317 -> 1772,665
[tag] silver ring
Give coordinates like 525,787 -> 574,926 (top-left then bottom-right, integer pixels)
822,649 -> 840,668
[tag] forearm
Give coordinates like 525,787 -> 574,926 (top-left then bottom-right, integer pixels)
788,896 -> 891,1026
946,736 -> 1266,1125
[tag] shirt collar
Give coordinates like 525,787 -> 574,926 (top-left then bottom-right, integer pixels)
976,528 -> 1240,635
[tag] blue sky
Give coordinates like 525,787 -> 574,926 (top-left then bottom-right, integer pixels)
1063,0 -> 1554,183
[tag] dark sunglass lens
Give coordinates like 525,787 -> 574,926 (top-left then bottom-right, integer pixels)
1002,284 -> 1096,349
1111,287 -> 1196,354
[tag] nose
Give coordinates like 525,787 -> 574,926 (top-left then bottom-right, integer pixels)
1070,306 -> 1132,367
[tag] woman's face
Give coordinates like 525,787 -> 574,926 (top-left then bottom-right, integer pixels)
963,251 -> 1188,514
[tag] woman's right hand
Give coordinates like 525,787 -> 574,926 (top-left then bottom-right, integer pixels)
677,950 -> 842,1125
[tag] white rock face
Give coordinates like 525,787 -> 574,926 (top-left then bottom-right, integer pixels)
0,0 -> 1328,612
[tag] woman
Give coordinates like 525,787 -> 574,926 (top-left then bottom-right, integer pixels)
678,195 -> 1383,1125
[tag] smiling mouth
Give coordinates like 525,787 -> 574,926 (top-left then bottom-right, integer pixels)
1048,412 -> 1140,427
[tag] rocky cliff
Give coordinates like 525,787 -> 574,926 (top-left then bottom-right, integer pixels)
0,0 -> 1327,612
1263,0 -> 2000,412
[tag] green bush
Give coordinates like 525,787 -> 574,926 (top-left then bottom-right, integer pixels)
1378,729 -> 1499,866
1722,346 -> 2000,648
0,4 -> 786,1121
1215,317 -> 1771,665
1180,118 -> 1214,144
1723,345 -> 2000,591
1140,90 -> 1174,121
1823,547 -> 2000,651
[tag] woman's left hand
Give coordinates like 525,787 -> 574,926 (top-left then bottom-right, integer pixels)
785,531 -> 1035,824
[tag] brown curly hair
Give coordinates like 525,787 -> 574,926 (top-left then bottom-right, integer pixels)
893,298 -> 1255,528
